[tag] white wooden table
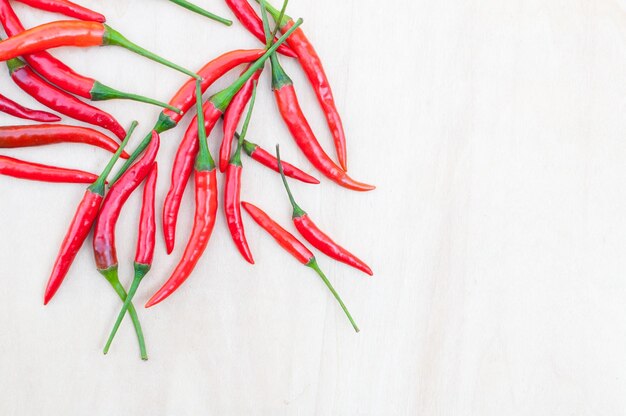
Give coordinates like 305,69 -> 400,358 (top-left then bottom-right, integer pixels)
2,0 -> 626,414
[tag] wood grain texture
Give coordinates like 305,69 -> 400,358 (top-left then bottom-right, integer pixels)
2,0 -> 626,414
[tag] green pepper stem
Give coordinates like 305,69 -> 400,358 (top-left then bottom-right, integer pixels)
168,0 -> 233,26
103,263 -> 149,355
259,0 -> 273,47
256,0 -> 291,29
99,266 -> 148,360
90,81 -> 182,114
210,17 -> 303,112
194,80 -> 215,171
231,81 -> 258,166
89,121 -> 137,195
307,259 -> 359,333
110,113 -> 176,185
271,0 -> 289,39
5,56 -> 26,74
242,138 -> 258,156
275,145 -> 305,217
103,25 -> 200,80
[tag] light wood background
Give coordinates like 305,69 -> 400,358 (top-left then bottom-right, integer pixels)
2,0 -> 626,414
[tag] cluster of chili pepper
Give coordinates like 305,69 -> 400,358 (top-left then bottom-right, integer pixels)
1,0 -> 374,359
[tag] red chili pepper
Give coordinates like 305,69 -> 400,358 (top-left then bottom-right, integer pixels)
241,201 -> 359,332
6,57 -> 127,140
43,121 -> 137,306
14,0 -> 105,22
0,92 -> 60,122
276,146 -> 372,276
263,0 -> 348,170
220,66 -> 262,172
224,0 -> 296,57
168,0 -> 232,25
224,81 -> 257,264
0,155 -> 98,183
146,82 -> 218,308
112,48 -> 264,184
0,1 -> 181,111
159,21 -> 303,253
0,21 -> 199,79
241,136 -> 319,184
162,101 -> 222,254
0,124 -> 130,157
103,163 -> 158,355
270,58 -> 374,191
91,132 -> 159,360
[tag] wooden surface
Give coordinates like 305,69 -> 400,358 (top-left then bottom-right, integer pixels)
2,0 -> 626,414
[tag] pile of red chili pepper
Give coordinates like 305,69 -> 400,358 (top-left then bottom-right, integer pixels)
0,0 -> 374,360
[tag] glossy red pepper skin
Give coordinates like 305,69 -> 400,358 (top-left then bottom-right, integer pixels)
294,215 -> 372,276
224,164 -> 254,263
224,0 -> 296,58
93,132 -> 160,271
0,124 -> 129,157
0,0 -> 95,98
14,0 -> 105,22
8,59 -> 127,140
274,84 -> 374,191
242,139 -> 319,184
0,93 -> 60,122
0,21 -> 106,61
136,164 -> 158,266
273,16 -> 348,171
220,67 -> 262,172
241,201 -> 312,264
162,49 -> 264,124
162,103 -> 222,254
147,169 -> 218,307
43,189 -> 101,304
0,155 -> 97,183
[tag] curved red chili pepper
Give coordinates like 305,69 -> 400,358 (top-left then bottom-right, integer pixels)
224,0 -> 296,57
168,0 -> 232,25
0,92 -> 60,122
7,58 -> 127,140
223,80 -> 257,264
241,201 -> 359,332
0,124 -> 129,157
147,82 -> 218,307
0,21 -> 198,79
93,132 -> 160,273
274,83 -> 374,191
162,102 -> 222,254
241,138 -> 319,184
0,1 -> 180,111
43,121 -> 137,305
103,163 -> 158,355
276,146 -> 372,276
114,49 -> 264,184
14,0 -> 105,22
0,155 -> 97,183
224,165 -> 254,263
264,2 -> 348,170
220,66 -> 262,172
